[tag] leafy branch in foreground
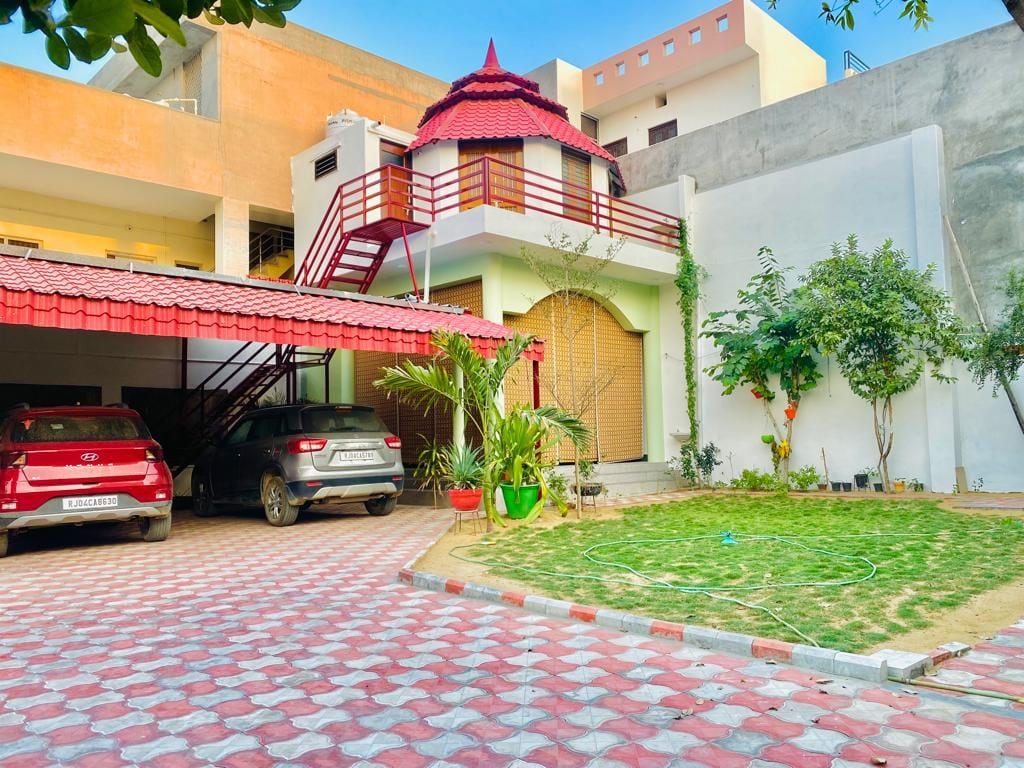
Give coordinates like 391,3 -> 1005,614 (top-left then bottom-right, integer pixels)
969,270 -> 1024,392
0,0 -> 302,76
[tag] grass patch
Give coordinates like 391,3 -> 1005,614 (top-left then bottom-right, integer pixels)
457,494 -> 1024,652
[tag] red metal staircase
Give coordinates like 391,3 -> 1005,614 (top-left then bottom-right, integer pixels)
169,165 -> 429,472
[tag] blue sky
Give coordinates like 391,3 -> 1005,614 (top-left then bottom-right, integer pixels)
0,1 -> 1011,84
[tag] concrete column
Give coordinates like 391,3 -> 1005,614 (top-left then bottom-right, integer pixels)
215,197 -> 250,277
481,255 -> 506,412
911,126 -> 959,492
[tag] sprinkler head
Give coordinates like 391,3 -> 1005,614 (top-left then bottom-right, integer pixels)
721,531 -> 737,546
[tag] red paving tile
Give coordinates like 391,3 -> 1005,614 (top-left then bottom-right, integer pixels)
0,505 -> 1021,767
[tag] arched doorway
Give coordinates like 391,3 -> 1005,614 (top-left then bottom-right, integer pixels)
504,293 -> 644,463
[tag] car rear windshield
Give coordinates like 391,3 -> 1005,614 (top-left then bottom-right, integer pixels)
10,415 -> 150,443
301,407 -> 387,434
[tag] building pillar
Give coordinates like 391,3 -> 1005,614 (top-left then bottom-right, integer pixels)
911,126 -> 959,493
215,197 -> 250,277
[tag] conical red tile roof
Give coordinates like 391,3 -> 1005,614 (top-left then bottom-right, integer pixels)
409,41 -> 618,165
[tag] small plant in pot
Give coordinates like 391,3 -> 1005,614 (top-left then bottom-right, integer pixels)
575,459 -> 604,499
442,443 -> 484,512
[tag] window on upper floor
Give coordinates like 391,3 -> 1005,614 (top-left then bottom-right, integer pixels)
664,39 -> 675,56
718,15 -> 729,32
314,150 -> 338,180
638,50 -> 649,67
107,251 -> 155,263
690,27 -> 702,45
603,138 -> 628,158
0,235 -> 41,249
616,61 -> 626,76
648,120 -> 678,146
581,114 -> 599,140
594,71 -> 605,86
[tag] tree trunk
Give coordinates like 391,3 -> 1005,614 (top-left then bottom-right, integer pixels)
872,397 -> 896,492
763,400 -> 789,481
1004,0 -> 1024,32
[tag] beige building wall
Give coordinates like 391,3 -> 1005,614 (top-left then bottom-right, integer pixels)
0,188 -> 214,269
743,0 -> 827,106
595,56 -> 761,153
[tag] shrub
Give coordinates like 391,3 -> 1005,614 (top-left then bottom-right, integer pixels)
730,468 -> 785,492
789,464 -> 820,491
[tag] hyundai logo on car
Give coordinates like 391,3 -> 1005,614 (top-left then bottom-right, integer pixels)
81,452 -> 100,462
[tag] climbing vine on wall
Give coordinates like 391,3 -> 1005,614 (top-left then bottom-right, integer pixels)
675,219 -> 701,452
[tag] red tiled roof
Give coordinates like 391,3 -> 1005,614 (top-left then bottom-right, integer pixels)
0,251 -> 543,360
409,41 -> 618,166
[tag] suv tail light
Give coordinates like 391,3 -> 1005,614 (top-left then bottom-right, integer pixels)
288,438 -> 328,454
144,447 -> 163,462
384,436 -> 402,450
0,451 -> 25,470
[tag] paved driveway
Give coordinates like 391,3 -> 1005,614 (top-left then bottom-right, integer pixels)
1,506 -> 1022,767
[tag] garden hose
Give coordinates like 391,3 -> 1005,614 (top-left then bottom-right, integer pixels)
449,531 -> 941,647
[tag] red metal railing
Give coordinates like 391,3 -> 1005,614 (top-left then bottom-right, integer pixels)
297,158 -> 678,289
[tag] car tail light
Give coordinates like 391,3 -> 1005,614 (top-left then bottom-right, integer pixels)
0,451 -> 25,469
384,436 -> 402,450
0,500 -> 16,511
145,447 -> 164,462
155,490 -> 169,501
288,438 -> 328,454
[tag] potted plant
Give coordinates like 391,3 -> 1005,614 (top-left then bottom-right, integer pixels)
893,477 -> 907,493
909,477 -> 925,492
442,442 -> 484,512
830,481 -> 842,492
544,468 -> 568,507
575,459 -> 604,499
841,481 -> 853,492
854,467 -> 871,491
492,408 -> 574,521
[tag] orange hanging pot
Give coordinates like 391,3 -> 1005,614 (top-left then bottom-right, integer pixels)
784,402 -> 797,421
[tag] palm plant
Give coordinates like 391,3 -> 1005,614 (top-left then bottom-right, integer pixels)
440,442 -> 483,490
375,330 -> 589,527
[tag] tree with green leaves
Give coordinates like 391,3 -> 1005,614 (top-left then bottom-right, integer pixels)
969,270 -> 1024,394
1,0 -> 301,76
375,330 -> 589,529
798,236 -> 965,491
702,247 -> 821,482
766,1 -> 1023,33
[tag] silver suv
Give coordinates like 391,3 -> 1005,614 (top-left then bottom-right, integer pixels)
191,404 -> 404,526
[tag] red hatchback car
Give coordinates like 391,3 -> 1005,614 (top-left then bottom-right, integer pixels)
0,405 -> 173,557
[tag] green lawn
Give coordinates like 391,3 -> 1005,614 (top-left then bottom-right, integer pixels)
457,494 -> 1024,652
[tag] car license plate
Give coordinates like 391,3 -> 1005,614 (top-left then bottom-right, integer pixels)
63,495 -> 119,511
333,450 -> 377,466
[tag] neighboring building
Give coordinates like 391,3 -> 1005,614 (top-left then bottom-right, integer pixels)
0,19 -> 446,276
527,0 -> 825,159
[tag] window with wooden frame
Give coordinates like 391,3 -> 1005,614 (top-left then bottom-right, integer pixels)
561,148 -> 592,223
648,120 -> 678,146
581,114 -> 599,140
0,235 -> 41,249
602,137 -> 628,158
107,251 -> 156,263
458,140 -> 524,212
379,140 -> 413,220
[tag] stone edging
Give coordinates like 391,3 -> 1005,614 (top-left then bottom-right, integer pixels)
399,567 -> 893,684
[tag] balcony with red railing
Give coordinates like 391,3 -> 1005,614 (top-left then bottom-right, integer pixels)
297,157 -> 679,293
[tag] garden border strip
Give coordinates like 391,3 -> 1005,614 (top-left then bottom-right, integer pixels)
398,566 -> 901,684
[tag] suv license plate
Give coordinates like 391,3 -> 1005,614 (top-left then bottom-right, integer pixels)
63,495 -> 119,511
334,450 -> 377,466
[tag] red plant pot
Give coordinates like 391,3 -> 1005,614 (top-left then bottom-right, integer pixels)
448,488 -> 483,512
753,390 -> 764,399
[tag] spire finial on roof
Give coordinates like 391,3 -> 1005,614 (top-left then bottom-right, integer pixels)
483,38 -> 499,69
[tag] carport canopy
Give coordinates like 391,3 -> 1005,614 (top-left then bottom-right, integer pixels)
0,248 -> 543,360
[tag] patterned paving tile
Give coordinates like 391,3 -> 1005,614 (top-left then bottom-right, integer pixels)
0,504 -> 1021,766
922,619 -> 1024,712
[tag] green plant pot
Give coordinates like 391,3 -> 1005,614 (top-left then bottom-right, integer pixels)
500,483 -> 540,519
